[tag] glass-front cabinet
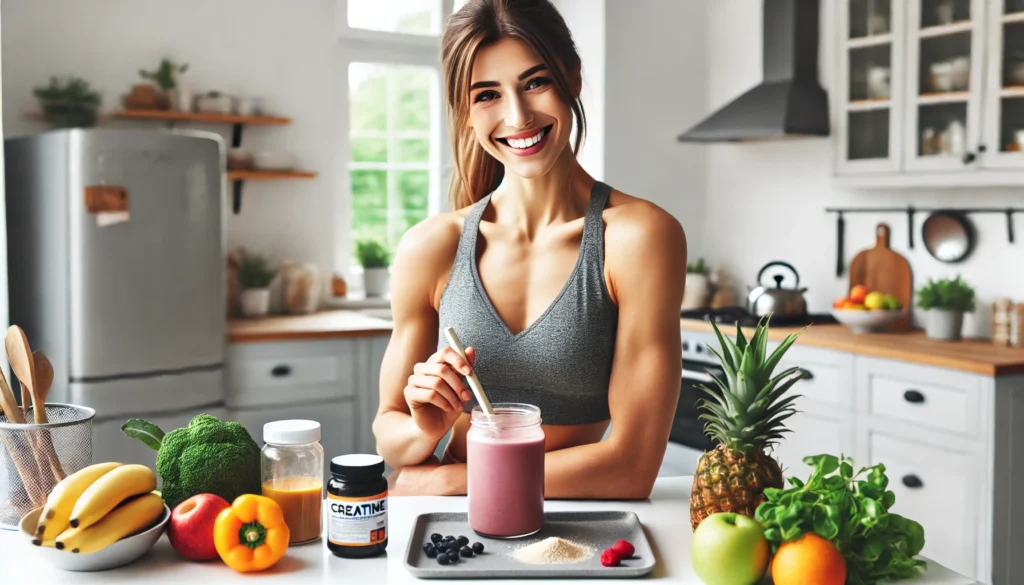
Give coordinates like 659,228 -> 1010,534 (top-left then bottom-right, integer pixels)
837,0 -> 906,173
983,0 -> 1024,167
836,0 -> 1024,177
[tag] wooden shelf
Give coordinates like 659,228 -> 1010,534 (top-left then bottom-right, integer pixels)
112,110 -> 291,125
1003,11 -> 1024,24
847,99 -> 891,112
917,91 -> 970,105
1002,86 -> 1024,98
847,34 -> 892,49
919,21 -> 973,38
227,170 -> 317,180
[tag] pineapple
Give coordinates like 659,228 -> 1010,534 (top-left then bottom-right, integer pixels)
689,315 -> 811,530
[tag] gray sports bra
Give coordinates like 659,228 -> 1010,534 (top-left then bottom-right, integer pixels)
436,181 -> 618,425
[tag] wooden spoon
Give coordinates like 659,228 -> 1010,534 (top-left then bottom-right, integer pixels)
0,366 -> 23,424
6,326 -> 40,424
33,352 -> 54,405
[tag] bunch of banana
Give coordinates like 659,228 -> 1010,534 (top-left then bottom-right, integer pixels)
32,462 -> 164,554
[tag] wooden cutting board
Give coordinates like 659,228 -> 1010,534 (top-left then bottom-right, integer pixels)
848,223 -> 913,332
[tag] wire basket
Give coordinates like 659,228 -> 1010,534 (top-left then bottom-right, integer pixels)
0,403 -> 95,530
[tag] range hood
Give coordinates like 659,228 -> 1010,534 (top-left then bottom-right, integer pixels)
678,0 -> 829,143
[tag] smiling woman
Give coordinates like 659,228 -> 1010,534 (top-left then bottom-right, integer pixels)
371,0 -> 689,501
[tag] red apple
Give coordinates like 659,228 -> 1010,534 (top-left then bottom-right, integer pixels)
168,493 -> 230,561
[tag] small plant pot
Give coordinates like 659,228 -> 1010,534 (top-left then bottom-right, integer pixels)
240,288 -> 271,317
363,267 -> 390,297
925,308 -> 964,341
682,273 -> 710,309
171,87 -> 195,112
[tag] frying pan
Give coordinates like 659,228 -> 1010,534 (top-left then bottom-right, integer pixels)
922,210 -> 975,263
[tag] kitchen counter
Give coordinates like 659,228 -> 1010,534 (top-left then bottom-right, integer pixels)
229,309 -> 393,343
682,319 -> 1024,377
0,476 -> 976,584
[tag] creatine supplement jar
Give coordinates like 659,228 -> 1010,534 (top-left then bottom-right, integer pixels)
327,454 -> 388,558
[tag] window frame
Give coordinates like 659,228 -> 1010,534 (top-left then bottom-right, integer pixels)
335,0 -> 458,283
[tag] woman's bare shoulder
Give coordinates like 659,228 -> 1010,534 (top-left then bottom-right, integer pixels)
603,189 -> 686,248
391,210 -> 468,308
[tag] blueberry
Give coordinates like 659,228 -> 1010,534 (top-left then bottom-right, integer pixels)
460,545 -> 474,558
472,542 -> 484,554
447,550 -> 459,563
436,553 -> 450,565
426,547 -> 438,559
447,540 -> 461,552
430,533 -> 443,544
423,543 -> 434,553
457,535 -> 469,547
445,534 -> 455,542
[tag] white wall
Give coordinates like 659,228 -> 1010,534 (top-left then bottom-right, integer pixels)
603,0 -> 708,258
552,0 -> 605,180
699,0 -> 1022,336
2,0 -> 341,285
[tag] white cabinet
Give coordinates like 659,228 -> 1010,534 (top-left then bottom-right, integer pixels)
835,0 -> 1024,186
773,406 -> 848,482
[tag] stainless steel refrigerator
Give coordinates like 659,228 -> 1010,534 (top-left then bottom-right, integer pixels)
4,128 -> 227,431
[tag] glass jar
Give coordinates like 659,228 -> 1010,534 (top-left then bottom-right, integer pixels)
467,403 -> 545,538
261,420 -> 325,545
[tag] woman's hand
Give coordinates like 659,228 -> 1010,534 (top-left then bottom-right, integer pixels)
403,346 -> 476,440
389,459 -> 467,497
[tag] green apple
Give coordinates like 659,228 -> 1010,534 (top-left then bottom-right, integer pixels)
691,512 -> 769,585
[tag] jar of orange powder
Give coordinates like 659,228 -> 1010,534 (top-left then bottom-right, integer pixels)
261,420 -> 325,545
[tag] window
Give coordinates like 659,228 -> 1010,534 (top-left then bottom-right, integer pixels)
338,0 -> 462,277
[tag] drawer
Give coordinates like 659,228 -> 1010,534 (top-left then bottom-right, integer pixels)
868,431 -> 977,579
869,376 -> 973,434
227,340 -> 357,407
858,357 -> 983,436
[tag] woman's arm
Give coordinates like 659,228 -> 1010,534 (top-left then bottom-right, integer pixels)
393,202 -> 687,499
372,216 -> 468,469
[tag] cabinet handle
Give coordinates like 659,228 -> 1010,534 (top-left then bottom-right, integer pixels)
902,474 -> 924,489
962,152 -> 976,164
978,144 -> 988,153
271,365 -> 292,377
903,389 -> 925,404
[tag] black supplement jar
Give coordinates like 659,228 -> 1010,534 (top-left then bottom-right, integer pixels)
327,454 -> 388,558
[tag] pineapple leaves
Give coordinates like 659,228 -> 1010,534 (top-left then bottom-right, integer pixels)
754,454 -> 927,585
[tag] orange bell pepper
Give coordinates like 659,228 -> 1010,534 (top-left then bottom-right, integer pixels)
213,494 -> 290,573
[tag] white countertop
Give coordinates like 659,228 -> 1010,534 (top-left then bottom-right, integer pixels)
1,476 -> 978,584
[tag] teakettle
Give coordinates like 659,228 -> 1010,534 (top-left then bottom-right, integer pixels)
747,261 -> 808,319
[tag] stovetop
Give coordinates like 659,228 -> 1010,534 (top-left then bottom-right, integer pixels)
680,306 -> 837,329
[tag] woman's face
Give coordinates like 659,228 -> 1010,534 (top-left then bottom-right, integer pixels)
467,37 -> 575,179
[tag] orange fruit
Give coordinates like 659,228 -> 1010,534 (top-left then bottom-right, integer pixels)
771,532 -> 846,585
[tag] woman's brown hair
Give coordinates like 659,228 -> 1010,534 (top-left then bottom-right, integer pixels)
441,0 -> 587,210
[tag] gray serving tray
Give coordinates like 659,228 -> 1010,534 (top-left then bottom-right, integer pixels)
403,511 -> 655,579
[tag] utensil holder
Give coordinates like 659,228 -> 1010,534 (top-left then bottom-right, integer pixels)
0,403 -> 95,530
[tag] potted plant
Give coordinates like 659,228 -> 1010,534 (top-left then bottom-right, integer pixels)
33,76 -> 102,128
139,58 -> 189,110
915,275 -> 975,340
357,239 -> 391,297
238,252 -> 278,317
682,258 -> 712,309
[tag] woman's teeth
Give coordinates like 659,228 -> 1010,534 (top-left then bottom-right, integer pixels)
503,127 -> 547,149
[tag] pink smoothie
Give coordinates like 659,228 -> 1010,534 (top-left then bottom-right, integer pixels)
467,428 -> 545,538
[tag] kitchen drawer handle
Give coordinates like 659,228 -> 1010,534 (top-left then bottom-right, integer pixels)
902,474 -> 924,489
903,389 -> 925,404
271,365 -> 292,377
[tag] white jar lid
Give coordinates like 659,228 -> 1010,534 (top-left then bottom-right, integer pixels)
264,420 -> 321,445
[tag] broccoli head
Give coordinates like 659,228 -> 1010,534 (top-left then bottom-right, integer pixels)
123,414 -> 261,510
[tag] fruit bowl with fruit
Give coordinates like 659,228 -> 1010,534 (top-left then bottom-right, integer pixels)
832,285 -> 904,334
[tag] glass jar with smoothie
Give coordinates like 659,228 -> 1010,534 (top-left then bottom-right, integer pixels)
467,403 -> 545,538
261,420 -> 325,545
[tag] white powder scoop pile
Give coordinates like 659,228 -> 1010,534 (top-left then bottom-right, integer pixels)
512,537 -> 593,565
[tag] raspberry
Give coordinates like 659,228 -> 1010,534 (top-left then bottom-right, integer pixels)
600,548 -> 621,567
611,539 -> 635,558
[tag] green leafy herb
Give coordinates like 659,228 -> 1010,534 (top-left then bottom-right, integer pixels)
120,418 -> 165,451
356,238 -> 391,269
755,454 -> 927,585
915,275 -> 975,312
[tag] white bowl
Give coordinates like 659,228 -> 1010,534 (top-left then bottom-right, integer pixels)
831,308 -> 905,334
19,504 -> 170,572
252,151 -> 295,171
